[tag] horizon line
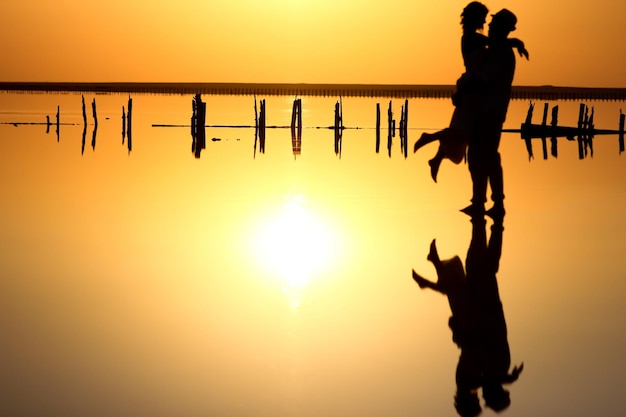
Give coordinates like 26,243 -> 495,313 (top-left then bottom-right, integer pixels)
2,81 -> 626,101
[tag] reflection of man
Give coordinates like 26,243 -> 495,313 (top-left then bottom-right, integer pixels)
411,213 -> 523,416
464,9 -> 519,217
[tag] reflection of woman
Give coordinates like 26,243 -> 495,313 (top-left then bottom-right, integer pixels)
414,1 -> 528,183
411,215 -> 523,416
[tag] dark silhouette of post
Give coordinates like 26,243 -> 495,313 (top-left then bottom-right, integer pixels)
127,96 -> 133,153
334,99 -> 343,158
402,99 -> 409,158
291,98 -> 302,158
387,101 -> 393,157
253,96 -> 258,158
82,95 -> 87,126
122,106 -> 126,144
56,105 -> 60,141
376,103 -> 381,153
259,99 -> 266,153
191,94 -> 206,158
618,109 -> 625,155
91,99 -> 98,151
550,105 -> 559,158
540,102 -> 548,160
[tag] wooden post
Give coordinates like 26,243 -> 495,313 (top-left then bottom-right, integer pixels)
253,97 -> 258,157
550,105 -> 558,158
334,101 -> 340,156
82,95 -> 87,126
122,106 -> 126,144
259,99 -> 266,153
619,109 -> 624,154
524,101 -> 534,124
298,98 -> 302,133
387,101 -> 393,157
541,102 -> 548,160
403,99 -> 408,159
91,98 -> 98,129
56,105 -> 60,140
291,98 -> 298,130
577,103 -> 585,131
127,96 -> 133,153
376,103 -> 380,153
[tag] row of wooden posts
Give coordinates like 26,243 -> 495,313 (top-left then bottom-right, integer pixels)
39,96 -> 133,154
189,94 -> 626,160
519,101 -> 625,160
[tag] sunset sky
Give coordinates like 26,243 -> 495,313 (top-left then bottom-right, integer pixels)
1,1 -> 625,87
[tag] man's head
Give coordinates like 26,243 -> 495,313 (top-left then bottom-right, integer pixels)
488,9 -> 517,40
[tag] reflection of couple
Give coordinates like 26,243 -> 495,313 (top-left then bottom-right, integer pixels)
414,2 -> 528,217
412,215 -> 523,416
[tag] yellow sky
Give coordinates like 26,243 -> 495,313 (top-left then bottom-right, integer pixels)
1,0 -> 625,87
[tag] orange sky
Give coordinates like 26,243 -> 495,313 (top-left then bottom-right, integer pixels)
1,0 -> 625,87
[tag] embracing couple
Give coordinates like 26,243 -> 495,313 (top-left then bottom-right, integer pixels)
414,2 -> 528,218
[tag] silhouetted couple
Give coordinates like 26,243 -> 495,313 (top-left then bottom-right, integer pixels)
414,2 -> 529,217
411,214 -> 523,417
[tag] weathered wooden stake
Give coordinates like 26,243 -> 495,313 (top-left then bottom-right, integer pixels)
550,105 -> 559,158
56,105 -> 60,141
127,96 -> 133,153
619,109 -> 624,154
376,103 -> 381,153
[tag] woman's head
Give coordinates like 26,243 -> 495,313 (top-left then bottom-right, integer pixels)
461,1 -> 489,31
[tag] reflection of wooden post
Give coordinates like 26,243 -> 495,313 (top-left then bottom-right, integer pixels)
376,103 -> 380,153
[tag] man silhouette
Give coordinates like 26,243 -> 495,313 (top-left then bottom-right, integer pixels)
463,9 -> 519,217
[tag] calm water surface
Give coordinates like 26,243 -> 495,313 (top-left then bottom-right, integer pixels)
1,92 -> 625,417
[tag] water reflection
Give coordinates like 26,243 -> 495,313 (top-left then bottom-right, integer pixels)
412,214 -> 523,416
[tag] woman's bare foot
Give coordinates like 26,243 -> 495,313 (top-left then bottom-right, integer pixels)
414,132 -> 434,153
428,157 -> 442,183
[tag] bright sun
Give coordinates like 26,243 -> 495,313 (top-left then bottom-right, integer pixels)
250,193 -> 339,307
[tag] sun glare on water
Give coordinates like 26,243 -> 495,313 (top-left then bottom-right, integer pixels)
250,193 -> 339,308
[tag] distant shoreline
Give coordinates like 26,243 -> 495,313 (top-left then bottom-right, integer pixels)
1,82 -> 626,101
